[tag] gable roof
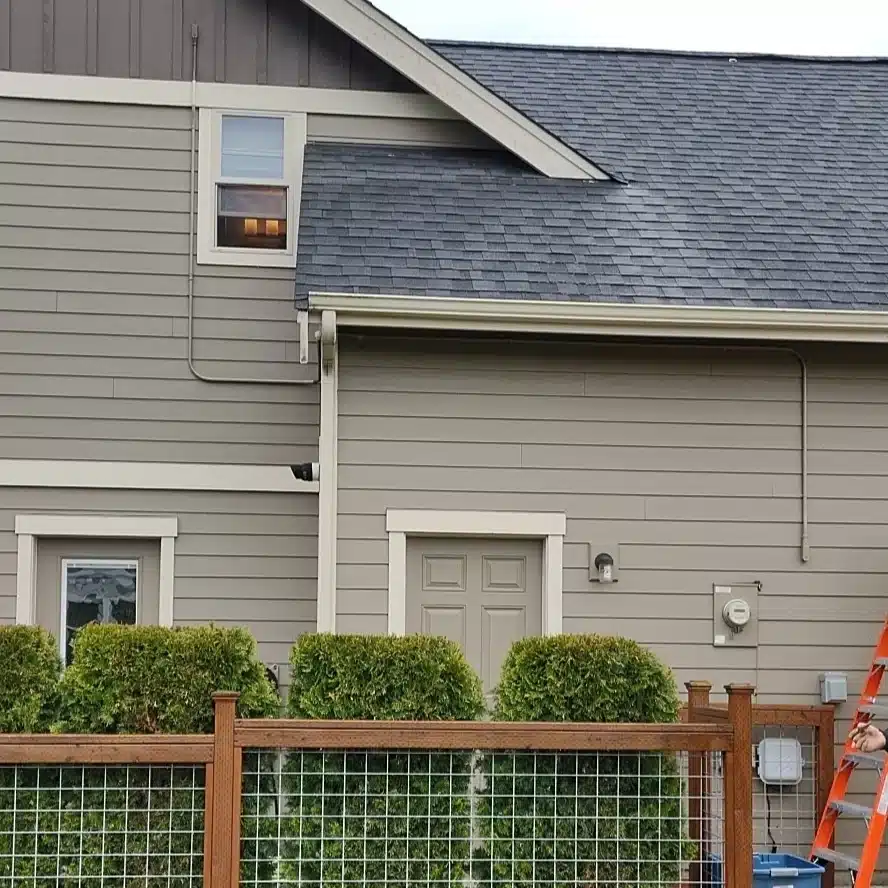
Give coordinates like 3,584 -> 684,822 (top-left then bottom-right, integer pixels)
298,0 -> 611,180
297,44 -> 888,315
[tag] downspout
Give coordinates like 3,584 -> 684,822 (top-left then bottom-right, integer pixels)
185,25 -> 319,387
316,311 -> 339,632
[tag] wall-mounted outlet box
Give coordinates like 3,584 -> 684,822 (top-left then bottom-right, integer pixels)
819,672 -> 847,704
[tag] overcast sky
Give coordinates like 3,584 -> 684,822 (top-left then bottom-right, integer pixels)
373,0 -> 888,57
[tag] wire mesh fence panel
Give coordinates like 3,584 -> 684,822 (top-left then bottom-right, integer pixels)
0,764 -> 205,888
241,747 -> 725,888
752,725 -> 818,857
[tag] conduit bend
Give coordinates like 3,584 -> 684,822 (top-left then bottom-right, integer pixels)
185,25 -> 319,388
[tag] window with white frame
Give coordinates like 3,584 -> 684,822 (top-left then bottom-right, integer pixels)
61,559 -> 138,664
197,109 -> 306,268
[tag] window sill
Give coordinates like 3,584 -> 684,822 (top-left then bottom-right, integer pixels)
196,246 -> 297,269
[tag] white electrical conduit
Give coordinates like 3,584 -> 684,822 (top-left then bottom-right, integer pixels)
186,26 -> 319,387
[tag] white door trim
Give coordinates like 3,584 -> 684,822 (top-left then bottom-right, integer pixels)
14,515 -> 179,628
385,509 -> 565,637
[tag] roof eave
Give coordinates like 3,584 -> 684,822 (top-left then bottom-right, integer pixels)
308,292 -> 888,344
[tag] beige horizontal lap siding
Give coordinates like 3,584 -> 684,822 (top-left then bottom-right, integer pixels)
0,488 -> 316,682
0,98 -> 317,465
336,331 -> 888,873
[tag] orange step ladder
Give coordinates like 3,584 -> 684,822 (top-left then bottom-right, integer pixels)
811,615 -> 888,888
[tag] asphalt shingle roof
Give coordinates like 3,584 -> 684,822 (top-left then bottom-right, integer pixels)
295,44 -> 888,309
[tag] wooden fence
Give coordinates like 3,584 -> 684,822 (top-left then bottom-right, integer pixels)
0,683 -> 761,888
683,682 -> 835,888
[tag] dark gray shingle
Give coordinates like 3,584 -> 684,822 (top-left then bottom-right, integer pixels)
295,46 -> 888,310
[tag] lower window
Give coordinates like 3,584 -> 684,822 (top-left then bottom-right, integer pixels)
33,537 -> 160,665
61,559 -> 138,664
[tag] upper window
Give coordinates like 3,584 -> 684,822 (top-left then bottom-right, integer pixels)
61,558 -> 138,664
198,110 -> 306,268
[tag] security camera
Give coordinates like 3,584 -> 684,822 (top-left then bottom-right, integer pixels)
291,462 -> 320,482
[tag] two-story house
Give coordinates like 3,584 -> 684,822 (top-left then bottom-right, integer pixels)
1,0 -> 887,772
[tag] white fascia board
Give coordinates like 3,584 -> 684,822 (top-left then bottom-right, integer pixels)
0,70 -> 457,119
297,0 -> 609,182
309,292 -> 888,345
0,460 -> 318,494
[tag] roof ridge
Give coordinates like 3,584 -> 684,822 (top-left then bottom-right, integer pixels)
430,39 -> 888,64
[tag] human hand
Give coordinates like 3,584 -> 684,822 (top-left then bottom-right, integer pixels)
850,723 -> 887,753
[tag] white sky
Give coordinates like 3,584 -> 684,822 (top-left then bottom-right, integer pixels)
372,0 -> 888,57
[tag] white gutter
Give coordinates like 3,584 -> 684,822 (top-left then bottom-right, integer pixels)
308,293 -> 888,344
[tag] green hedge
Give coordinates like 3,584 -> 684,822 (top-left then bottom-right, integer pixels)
281,634 -> 484,888
474,635 -> 694,888
0,624 -> 279,888
57,623 -> 279,732
0,626 -> 60,733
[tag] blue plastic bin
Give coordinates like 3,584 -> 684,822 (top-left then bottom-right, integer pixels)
702,851 -> 723,888
702,852 -> 823,888
753,854 -> 824,888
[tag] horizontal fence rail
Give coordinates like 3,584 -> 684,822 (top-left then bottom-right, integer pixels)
233,720 -> 734,752
0,735 -> 214,765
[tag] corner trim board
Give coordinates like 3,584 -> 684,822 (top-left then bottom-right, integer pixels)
0,460 -> 319,494
310,292 -> 888,344
0,70 -> 457,119
316,330 -> 339,634
385,509 -> 565,637
14,514 -> 178,628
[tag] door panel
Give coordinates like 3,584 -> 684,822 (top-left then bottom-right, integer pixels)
421,605 -> 467,649
407,537 -> 543,698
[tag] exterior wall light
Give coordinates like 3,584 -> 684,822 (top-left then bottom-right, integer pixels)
593,552 -> 617,584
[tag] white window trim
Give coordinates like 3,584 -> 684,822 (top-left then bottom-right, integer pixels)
60,558 -> 140,662
15,515 -> 178,630
197,108 -> 307,269
0,460 -> 317,494
383,509 -> 566,637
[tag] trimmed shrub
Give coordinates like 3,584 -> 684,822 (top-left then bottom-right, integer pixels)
474,635 -> 694,888
1,624 -> 279,888
57,623 -> 279,732
0,626 -> 61,733
281,633 -> 484,888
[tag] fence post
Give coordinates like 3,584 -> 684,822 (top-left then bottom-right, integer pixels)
727,684 -> 755,888
208,692 -> 241,888
686,681 -> 712,886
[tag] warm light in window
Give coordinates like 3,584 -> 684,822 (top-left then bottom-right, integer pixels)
243,218 -> 259,236
266,219 -> 280,236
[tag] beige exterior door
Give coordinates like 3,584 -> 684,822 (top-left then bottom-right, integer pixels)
36,538 -> 161,663
406,537 -> 543,700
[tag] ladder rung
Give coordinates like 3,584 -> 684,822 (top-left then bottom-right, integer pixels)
812,847 -> 861,871
874,657 -> 888,667
845,751 -> 886,768
858,703 -> 888,717
830,800 -> 873,818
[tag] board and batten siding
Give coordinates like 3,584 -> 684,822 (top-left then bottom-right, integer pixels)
0,0 -> 416,92
336,330 -> 888,872
0,97 -> 318,465
0,488 -> 317,682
